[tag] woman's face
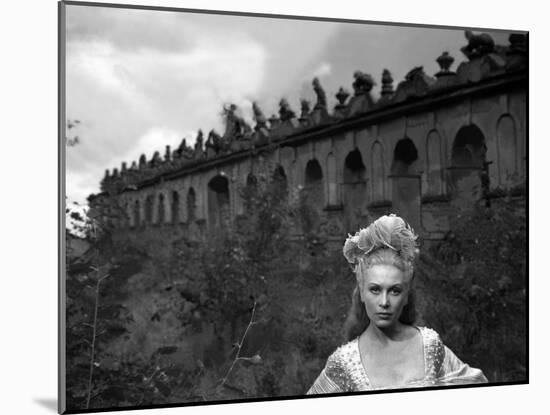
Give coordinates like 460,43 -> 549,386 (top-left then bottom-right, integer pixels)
358,264 -> 410,330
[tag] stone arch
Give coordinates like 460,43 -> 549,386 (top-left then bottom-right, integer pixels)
144,194 -> 154,225
343,148 -> 367,231
187,187 -> 197,223
242,172 -> 258,212
449,124 -> 487,199
207,175 -> 230,228
343,148 -> 366,204
122,201 -> 130,228
304,159 -> 324,207
157,193 -> 166,225
391,137 -> 419,176
344,149 -> 366,183
371,141 -> 385,201
426,130 -> 444,195
272,164 -> 288,198
171,190 -> 180,224
246,172 -> 258,188
326,153 -> 338,206
391,138 -> 421,230
496,114 -> 518,187
116,201 -> 127,229
451,124 -> 486,168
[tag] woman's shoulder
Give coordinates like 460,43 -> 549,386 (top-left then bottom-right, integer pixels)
417,326 -> 444,345
325,338 -> 360,369
417,326 -> 446,352
416,326 -> 446,378
322,338 -> 362,389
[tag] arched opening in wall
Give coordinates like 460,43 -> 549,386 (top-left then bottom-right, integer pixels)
272,165 -> 288,200
208,175 -> 230,228
247,173 -> 258,188
326,153 -> 338,206
496,115 -> 518,187
371,141 -> 385,201
133,200 -> 140,228
303,159 -> 324,231
157,193 -> 165,225
451,125 -> 486,167
426,130 -> 443,195
171,191 -> 180,224
105,204 -> 113,229
122,202 -> 129,228
391,138 -> 419,176
343,149 -> 367,230
243,173 -> 258,212
449,124 -> 487,199
344,149 -> 366,184
391,138 -> 421,231
304,159 -> 324,207
144,195 -> 154,225
187,187 -> 196,223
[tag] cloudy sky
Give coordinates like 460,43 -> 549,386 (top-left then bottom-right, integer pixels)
64,3 -> 511,204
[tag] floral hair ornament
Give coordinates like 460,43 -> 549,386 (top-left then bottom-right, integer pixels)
342,214 -> 419,267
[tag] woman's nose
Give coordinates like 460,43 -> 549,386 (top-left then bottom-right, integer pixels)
379,292 -> 390,308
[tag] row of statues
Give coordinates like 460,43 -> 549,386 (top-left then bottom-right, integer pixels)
101,31 -> 526,192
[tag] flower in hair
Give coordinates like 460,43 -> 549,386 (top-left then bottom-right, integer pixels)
343,214 -> 418,265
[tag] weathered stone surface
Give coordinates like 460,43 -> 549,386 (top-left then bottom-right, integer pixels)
393,67 -> 435,102
461,30 -> 495,60
312,77 -> 327,110
97,31 -> 526,241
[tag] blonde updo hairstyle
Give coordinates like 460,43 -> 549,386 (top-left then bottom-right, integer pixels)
342,214 -> 419,341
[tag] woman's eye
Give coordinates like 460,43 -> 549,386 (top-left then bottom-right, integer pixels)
369,287 -> 380,294
390,288 -> 402,295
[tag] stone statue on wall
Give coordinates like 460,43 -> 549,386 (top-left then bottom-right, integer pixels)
461,30 -> 495,60
300,99 -> 311,119
177,138 -> 194,160
223,104 -> 251,140
312,77 -> 327,110
278,98 -> 296,121
352,71 -> 375,96
405,66 -> 425,82
194,130 -> 205,159
205,132 -> 216,157
150,151 -> 162,168
139,154 -> 147,169
207,129 -> 225,155
252,101 -> 267,130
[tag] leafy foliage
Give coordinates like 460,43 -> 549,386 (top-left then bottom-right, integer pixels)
417,198 -> 527,381
65,172 -> 527,410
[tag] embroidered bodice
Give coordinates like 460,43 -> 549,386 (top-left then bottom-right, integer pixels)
307,326 -> 487,394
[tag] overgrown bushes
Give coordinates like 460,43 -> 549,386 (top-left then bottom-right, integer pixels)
65,179 -> 526,410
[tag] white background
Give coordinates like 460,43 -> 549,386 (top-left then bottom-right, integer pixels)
0,0 -> 544,414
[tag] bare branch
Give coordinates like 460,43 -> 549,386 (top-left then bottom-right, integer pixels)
85,270 -> 110,409
219,301 -> 257,387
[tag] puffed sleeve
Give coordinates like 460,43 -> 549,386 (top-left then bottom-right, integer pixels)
307,349 -> 351,394
437,346 -> 488,385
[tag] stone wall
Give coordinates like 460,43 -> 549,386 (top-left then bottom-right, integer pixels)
91,31 -> 527,242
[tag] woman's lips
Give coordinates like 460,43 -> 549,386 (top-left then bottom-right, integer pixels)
376,313 -> 392,319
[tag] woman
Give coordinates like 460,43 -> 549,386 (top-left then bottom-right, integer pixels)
307,214 -> 487,394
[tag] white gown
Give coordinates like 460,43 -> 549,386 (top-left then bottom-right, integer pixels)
307,326 -> 488,393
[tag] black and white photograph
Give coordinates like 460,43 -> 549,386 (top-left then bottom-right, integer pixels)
59,0 -> 527,413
